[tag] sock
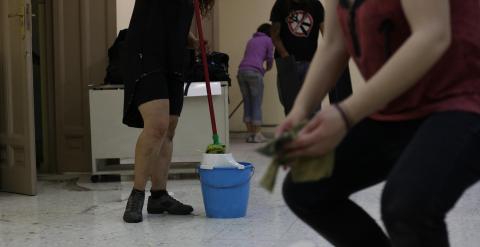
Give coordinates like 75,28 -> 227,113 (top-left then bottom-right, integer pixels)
151,190 -> 168,199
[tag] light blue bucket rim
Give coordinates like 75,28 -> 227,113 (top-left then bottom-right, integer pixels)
198,162 -> 254,170
198,162 -> 255,189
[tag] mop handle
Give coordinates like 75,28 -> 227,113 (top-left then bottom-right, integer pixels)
193,0 -> 218,137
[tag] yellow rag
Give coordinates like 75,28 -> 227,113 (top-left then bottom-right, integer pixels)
257,124 -> 335,192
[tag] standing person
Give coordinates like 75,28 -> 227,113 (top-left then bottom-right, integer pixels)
271,0 -> 324,115
278,0 -> 480,246
122,0 -> 215,223
237,23 -> 274,143
270,0 -> 352,115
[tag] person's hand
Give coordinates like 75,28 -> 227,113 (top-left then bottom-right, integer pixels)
285,105 -> 348,158
197,40 -> 211,53
187,34 -> 210,52
187,33 -> 198,49
275,108 -> 308,169
276,108 -> 307,138
280,51 -> 290,58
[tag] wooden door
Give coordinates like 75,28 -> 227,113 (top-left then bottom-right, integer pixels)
0,0 -> 37,195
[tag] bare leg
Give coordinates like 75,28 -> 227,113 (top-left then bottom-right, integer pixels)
133,99 -> 170,191
253,125 -> 261,134
245,122 -> 253,134
252,124 -> 267,142
151,116 -> 179,191
145,115 -> 194,215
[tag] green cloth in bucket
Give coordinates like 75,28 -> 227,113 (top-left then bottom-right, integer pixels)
257,124 -> 335,192
206,143 -> 226,154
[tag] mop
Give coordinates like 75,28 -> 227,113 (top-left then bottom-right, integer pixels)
193,0 -> 225,154
193,0 -> 245,170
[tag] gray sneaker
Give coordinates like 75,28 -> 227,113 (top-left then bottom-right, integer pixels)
123,189 -> 145,223
246,134 -> 255,143
253,133 -> 267,143
147,194 -> 193,215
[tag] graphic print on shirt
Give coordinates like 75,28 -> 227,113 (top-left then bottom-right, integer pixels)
286,10 -> 314,37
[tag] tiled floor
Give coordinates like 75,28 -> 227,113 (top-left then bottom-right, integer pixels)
1,137 -> 480,247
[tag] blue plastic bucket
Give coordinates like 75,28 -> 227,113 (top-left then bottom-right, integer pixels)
198,162 -> 254,218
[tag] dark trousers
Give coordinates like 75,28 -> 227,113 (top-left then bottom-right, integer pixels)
276,56 -> 353,115
282,111 -> 480,247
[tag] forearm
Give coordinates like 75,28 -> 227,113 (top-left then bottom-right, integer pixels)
272,37 -> 289,58
187,32 -> 198,49
341,31 -> 451,124
292,43 -> 350,116
271,23 -> 289,58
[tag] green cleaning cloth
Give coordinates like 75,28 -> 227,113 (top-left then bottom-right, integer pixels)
206,144 -> 226,154
257,124 -> 335,192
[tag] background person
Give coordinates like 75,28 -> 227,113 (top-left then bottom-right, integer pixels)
270,0 -> 352,115
237,23 -> 274,143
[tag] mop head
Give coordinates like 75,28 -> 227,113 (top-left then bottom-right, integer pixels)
206,143 -> 226,154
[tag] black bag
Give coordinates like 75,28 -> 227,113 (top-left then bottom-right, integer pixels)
104,29 -> 128,85
185,51 -> 231,84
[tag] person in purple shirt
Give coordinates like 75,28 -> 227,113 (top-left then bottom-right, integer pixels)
238,23 -> 274,143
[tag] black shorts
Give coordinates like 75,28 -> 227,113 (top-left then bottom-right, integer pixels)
133,71 -> 184,116
122,0 -> 193,128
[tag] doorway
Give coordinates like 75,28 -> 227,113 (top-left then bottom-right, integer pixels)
32,0 -> 56,173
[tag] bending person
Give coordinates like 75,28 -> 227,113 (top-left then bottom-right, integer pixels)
277,0 -> 480,246
237,23 -> 274,143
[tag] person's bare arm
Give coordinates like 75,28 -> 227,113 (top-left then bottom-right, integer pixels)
187,32 -> 199,49
341,0 -> 452,124
282,0 -> 452,157
271,22 -> 289,58
187,31 -> 210,52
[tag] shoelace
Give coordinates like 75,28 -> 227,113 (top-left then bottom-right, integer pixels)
164,194 -> 182,205
162,194 -> 190,209
126,194 -> 143,211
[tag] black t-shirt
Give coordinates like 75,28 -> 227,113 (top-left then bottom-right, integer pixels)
270,0 -> 324,61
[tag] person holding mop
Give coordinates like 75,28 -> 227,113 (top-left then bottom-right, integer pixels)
122,0 -> 215,223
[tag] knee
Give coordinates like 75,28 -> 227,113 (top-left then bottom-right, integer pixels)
282,174 -> 339,214
143,118 -> 169,141
165,127 -> 176,142
381,189 -> 434,230
282,175 -> 299,210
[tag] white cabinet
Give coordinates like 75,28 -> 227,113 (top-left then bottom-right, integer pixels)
89,82 -> 229,175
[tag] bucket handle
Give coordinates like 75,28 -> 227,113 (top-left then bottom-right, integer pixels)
198,167 -> 255,189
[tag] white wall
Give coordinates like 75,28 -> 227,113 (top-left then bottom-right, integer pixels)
116,0 -> 134,32
217,0 -> 284,132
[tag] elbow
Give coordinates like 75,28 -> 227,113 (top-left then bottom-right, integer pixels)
425,25 -> 452,57
435,28 -> 452,55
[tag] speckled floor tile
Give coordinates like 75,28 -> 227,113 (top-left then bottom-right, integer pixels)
0,137 -> 479,247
